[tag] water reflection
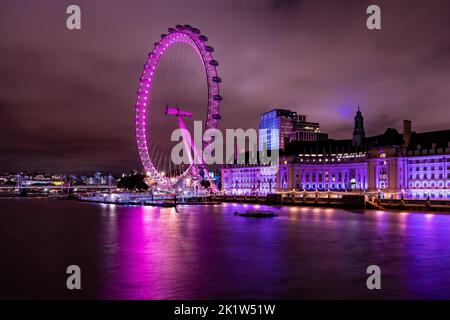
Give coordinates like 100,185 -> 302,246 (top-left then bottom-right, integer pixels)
96,203 -> 450,299
1,199 -> 450,299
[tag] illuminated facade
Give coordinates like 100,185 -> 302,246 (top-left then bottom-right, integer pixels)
258,109 -> 327,151
222,112 -> 450,198
221,165 -> 278,195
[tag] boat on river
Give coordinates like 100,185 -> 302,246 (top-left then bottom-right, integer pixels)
234,210 -> 278,218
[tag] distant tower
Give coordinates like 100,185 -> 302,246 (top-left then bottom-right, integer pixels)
403,120 -> 412,147
352,105 -> 365,147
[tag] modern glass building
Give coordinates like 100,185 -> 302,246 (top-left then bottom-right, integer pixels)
258,108 -> 327,151
259,109 -> 296,151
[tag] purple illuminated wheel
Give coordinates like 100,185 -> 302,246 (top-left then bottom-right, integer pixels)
135,25 -> 222,187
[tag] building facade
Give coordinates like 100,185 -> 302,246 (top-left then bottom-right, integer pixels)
258,108 -> 327,151
222,111 -> 450,199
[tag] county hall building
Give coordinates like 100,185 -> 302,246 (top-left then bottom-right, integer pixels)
221,108 -> 450,199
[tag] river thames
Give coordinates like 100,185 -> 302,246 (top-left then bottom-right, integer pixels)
0,198 -> 449,299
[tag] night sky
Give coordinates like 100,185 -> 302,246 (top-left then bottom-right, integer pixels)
1,0 -> 449,175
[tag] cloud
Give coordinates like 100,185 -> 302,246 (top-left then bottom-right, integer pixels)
0,0 -> 449,173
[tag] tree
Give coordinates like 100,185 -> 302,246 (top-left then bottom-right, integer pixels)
117,173 -> 149,191
200,179 -> 211,189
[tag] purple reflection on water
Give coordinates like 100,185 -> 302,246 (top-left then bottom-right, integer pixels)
94,203 -> 450,299
1,199 -> 450,299
104,204 -> 288,299
401,213 -> 450,298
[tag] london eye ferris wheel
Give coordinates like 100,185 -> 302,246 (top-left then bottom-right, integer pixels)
134,25 -> 222,189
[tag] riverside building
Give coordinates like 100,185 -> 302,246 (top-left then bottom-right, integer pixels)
222,109 -> 450,199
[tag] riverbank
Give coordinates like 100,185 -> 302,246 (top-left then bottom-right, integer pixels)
2,192 -> 449,213
77,192 -> 221,207
212,195 -> 450,212
77,195 -> 450,213
78,198 -> 222,207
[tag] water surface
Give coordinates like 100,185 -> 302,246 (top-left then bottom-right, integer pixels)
0,198 -> 449,299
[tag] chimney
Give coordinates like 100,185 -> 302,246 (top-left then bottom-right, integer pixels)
403,120 -> 412,147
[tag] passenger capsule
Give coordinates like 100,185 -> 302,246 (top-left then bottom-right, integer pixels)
160,33 -> 167,38
168,27 -> 176,33
205,46 -> 214,52
191,28 -> 201,34
198,35 -> 208,41
213,95 -> 223,101
212,76 -> 222,83
212,114 -> 222,120
209,60 -> 219,66
184,24 -> 192,29
176,24 -> 184,29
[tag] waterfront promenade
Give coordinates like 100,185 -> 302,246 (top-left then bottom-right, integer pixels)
74,191 -> 450,212
213,193 -> 450,212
